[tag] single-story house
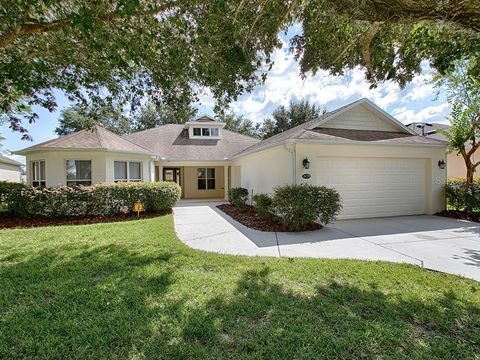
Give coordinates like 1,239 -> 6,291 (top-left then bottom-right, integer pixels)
406,122 -> 478,179
0,154 -> 24,183
14,98 -> 448,219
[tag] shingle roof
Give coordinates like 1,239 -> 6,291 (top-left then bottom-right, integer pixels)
15,126 -> 153,155
124,124 -> 260,160
233,100 -> 446,157
0,154 -> 24,167
310,128 -> 448,145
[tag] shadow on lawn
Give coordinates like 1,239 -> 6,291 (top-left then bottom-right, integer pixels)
1,248 -> 479,359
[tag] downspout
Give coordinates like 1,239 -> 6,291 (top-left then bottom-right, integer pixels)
284,142 -> 297,185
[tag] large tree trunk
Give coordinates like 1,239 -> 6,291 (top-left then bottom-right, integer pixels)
325,0 -> 480,32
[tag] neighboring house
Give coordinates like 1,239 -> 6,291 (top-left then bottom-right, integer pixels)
406,123 -> 478,179
14,98 -> 448,219
0,154 -> 24,182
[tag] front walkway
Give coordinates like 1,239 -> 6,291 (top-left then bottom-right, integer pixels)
173,201 -> 480,281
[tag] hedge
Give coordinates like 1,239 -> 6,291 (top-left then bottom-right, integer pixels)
252,193 -> 274,222
445,178 -> 480,211
272,184 -> 342,230
0,182 -> 181,218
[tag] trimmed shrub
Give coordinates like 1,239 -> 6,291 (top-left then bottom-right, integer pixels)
272,184 -> 342,230
0,182 -> 27,213
445,178 -> 480,211
253,193 -> 274,222
1,182 -> 181,218
228,187 -> 249,208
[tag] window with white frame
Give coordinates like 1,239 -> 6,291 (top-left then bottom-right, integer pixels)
192,127 -> 220,137
66,160 -> 92,186
114,161 -> 142,182
31,160 -> 46,188
197,167 -> 215,190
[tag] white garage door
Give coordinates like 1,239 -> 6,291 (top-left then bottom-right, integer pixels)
315,157 -> 426,219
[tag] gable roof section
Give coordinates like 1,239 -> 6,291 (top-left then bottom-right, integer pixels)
233,98 -> 446,158
0,154 -> 24,167
124,124 -> 260,161
310,98 -> 417,134
14,126 -> 153,155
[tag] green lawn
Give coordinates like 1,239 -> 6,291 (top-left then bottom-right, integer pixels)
1,216 -> 479,359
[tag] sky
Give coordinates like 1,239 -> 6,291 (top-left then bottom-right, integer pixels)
1,35 -> 451,164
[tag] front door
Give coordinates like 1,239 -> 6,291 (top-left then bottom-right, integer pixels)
163,167 -> 181,186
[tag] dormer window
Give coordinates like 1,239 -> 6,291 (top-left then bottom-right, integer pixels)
186,115 -> 225,139
193,127 -> 219,137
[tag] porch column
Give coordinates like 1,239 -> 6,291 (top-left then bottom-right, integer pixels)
224,165 -> 228,200
159,165 -> 163,181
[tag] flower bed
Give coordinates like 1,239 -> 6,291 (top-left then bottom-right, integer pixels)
436,210 -> 480,223
0,210 -> 171,229
217,204 -> 322,232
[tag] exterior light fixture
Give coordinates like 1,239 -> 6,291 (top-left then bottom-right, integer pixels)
438,160 -> 446,169
303,158 -> 310,169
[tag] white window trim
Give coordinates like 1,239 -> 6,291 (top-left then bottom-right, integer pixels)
31,160 -> 46,187
65,159 -> 92,186
114,160 -> 143,182
189,126 -> 222,139
197,167 -> 216,190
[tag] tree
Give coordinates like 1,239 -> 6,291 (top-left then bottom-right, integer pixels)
219,113 -> 261,138
1,0 -> 288,138
55,103 -> 132,136
260,100 -> 324,139
132,102 -> 197,132
435,61 -> 480,184
3,1 -> 480,140
289,1 -> 480,89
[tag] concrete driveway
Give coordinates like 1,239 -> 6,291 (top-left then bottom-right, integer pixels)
174,201 -> 480,281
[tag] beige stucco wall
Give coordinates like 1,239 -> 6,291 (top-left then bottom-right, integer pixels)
25,150 -> 152,186
233,143 -> 447,216
232,145 -> 294,194
0,163 -> 22,182
447,150 -> 478,179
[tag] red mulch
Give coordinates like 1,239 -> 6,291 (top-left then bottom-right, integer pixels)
217,204 -> 322,232
436,210 -> 480,223
0,210 -> 171,230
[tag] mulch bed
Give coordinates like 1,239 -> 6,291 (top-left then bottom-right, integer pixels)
217,204 -> 322,232
0,210 -> 171,230
436,210 -> 480,223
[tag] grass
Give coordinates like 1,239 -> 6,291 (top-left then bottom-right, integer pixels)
1,215 -> 480,359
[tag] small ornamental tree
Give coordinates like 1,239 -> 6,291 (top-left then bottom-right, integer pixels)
435,61 -> 480,185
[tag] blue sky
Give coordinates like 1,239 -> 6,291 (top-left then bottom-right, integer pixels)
1,34 -> 451,164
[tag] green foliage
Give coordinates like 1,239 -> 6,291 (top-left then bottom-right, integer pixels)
290,2 -> 480,88
272,184 -> 342,230
132,101 -> 197,132
1,0 -> 289,138
445,178 -> 480,211
1,182 -> 181,218
260,100 -> 324,139
55,103 -> 132,135
228,187 -> 249,208
0,181 -> 26,213
219,113 -> 261,138
252,193 -> 274,222
434,60 -> 480,183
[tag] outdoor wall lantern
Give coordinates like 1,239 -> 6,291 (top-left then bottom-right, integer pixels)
303,157 -> 310,169
438,160 -> 446,169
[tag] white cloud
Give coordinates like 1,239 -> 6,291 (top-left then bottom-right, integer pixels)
196,40 -> 449,125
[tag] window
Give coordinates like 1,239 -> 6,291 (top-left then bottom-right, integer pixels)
192,127 -> 220,137
114,161 -> 142,182
66,160 -> 92,186
31,160 -> 46,188
197,167 -> 215,190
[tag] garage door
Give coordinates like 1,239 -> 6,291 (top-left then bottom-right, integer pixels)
315,157 -> 426,219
